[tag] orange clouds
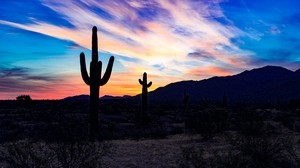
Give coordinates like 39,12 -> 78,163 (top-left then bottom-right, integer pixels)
188,66 -> 234,79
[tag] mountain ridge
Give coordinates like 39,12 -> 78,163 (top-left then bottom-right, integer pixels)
65,65 -> 300,103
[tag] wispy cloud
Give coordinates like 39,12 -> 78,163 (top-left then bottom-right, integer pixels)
2,0 -> 298,98
0,0 -> 251,74
0,66 -> 57,96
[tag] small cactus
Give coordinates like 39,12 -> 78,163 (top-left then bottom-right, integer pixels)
182,89 -> 189,122
80,26 -> 114,140
139,72 -> 152,117
222,92 -> 228,108
183,89 -> 189,108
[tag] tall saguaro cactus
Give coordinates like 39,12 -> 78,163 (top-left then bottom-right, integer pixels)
139,72 -> 152,116
80,26 -> 114,140
183,89 -> 189,114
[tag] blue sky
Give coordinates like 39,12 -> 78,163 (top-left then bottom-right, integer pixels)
0,0 -> 299,99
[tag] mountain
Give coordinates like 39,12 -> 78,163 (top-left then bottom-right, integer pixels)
63,94 -> 89,101
63,94 -> 132,101
65,66 -> 300,104
145,65 -> 300,104
101,95 -> 132,100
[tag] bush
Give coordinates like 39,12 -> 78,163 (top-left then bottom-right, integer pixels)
16,95 -> 33,108
185,108 -> 228,140
227,135 -> 297,168
16,95 -> 32,101
234,109 -> 266,136
178,146 -> 207,168
0,140 -> 110,168
49,141 -> 110,168
0,140 -> 51,168
178,134 -> 300,168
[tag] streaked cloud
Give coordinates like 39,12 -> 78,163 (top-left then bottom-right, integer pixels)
0,0 -> 250,66
0,0 -> 299,99
0,66 -> 57,97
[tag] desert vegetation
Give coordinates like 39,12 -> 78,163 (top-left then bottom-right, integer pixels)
1,99 -> 300,167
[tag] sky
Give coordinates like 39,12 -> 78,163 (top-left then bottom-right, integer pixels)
0,0 -> 300,99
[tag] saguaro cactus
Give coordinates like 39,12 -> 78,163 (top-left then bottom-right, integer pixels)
139,72 -> 152,116
183,89 -> 189,108
80,26 -> 114,140
183,89 -> 189,114
222,92 -> 228,108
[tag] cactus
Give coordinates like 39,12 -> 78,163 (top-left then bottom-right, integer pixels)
181,89 -> 189,123
222,92 -> 228,108
183,89 -> 189,116
183,89 -> 189,108
139,72 -> 152,116
80,26 -> 114,140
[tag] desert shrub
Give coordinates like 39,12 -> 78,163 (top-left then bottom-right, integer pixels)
38,113 -> 88,142
185,108 -> 228,140
16,95 -> 33,108
273,110 -> 299,131
178,134 -> 300,168
0,140 -> 52,168
178,146 -> 207,168
0,140 -> 110,168
227,135 -> 297,168
178,145 -> 248,168
234,108 -> 266,136
209,150 -> 246,168
49,141 -> 110,168
16,95 -> 32,101
133,122 -> 167,140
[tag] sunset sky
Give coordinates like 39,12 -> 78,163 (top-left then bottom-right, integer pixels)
0,0 -> 300,99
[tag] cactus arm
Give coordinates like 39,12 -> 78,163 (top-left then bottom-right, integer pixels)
99,56 -> 115,86
139,79 -> 143,85
147,81 -> 152,87
80,52 -> 90,85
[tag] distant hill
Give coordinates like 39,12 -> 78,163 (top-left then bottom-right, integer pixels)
63,94 -> 90,101
63,94 -> 132,101
144,65 -> 300,104
65,66 -> 300,104
101,95 -> 132,100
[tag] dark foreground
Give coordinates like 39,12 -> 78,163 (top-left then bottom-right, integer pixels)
0,99 -> 300,167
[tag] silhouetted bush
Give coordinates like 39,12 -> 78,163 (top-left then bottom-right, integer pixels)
49,141 -> 110,168
234,108 -> 266,136
185,108 -> 228,140
0,140 -> 52,168
178,135 -> 300,168
0,140 -> 110,168
178,146 -> 206,168
16,95 -> 32,101
227,135 -> 298,168
16,95 -> 33,108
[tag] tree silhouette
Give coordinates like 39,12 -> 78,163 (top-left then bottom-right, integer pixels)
16,95 -> 32,101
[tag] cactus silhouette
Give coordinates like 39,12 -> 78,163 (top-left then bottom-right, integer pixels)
183,89 -> 189,108
139,72 -> 152,116
80,26 -> 114,140
183,89 -> 189,116
222,92 -> 228,108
